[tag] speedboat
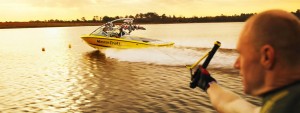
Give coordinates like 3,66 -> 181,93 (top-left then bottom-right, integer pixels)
81,18 -> 174,49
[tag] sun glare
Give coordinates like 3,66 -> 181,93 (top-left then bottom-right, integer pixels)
0,0 -> 299,22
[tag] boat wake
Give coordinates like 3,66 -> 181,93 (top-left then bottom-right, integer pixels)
102,46 -> 238,69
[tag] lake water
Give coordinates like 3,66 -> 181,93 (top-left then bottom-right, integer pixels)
0,23 -> 261,113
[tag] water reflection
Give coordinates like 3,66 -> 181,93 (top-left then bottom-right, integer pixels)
79,50 -> 149,112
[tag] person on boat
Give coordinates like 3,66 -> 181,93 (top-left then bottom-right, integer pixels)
117,25 -> 126,38
194,9 -> 300,113
102,26 -> 109,36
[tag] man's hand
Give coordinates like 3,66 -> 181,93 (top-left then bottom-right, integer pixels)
190,65 -> 216,91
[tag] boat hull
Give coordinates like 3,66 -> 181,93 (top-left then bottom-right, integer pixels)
81,35 -> 174,49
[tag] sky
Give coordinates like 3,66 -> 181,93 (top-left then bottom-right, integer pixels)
0,0 -> 299,22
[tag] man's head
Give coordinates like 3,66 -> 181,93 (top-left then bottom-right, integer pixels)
234,9 -> 300,96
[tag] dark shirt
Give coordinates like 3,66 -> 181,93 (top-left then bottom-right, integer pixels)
260,81 -> 300,113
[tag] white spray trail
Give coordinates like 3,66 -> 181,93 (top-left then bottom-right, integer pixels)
103,47 -> 209,66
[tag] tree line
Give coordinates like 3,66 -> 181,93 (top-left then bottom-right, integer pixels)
28,9 -> 300,24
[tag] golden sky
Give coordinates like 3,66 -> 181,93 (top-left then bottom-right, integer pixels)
1,0 -> 299,22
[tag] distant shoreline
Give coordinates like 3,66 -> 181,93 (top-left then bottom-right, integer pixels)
0,21 -> 244,29
0,22 -> 106,29
1,10 -> 299,29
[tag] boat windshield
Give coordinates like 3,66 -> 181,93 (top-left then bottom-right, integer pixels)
91,26 -> 119,37
90,18 -> 145,38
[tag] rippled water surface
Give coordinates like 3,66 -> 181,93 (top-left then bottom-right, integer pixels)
0,23 -> 261,113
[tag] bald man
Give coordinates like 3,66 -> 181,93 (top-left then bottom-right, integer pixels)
195,9 -> 300,113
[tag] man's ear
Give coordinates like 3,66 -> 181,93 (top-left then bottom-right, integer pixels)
260,45 -> 275,69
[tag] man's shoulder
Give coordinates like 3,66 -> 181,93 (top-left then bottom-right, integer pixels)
261,82 -> 300,113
